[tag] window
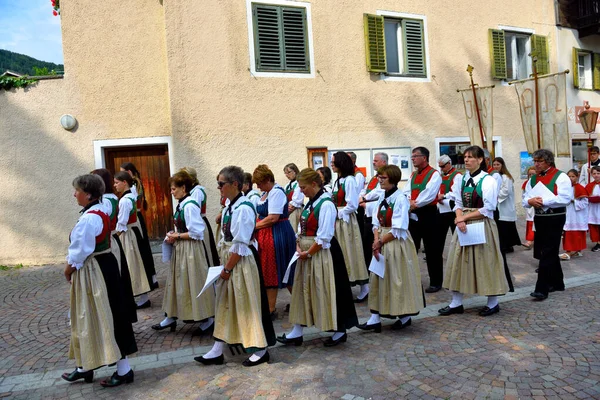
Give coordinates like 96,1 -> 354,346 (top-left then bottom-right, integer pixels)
572,48 -> 600,90
247,1 -> 313,78
364,12 -> 428,80
437,139 -> 499,172
489,29 -> 548,80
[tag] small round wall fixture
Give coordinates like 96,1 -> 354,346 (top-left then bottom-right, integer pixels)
60,114 -> 77,130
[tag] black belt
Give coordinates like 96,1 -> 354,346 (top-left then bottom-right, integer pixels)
535,207 -> 566,216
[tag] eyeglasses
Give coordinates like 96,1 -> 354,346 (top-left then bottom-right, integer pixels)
411,154 -> 425,159
217,181 -> 230,188
439,162 -> 450,168
533,159 -> 546,164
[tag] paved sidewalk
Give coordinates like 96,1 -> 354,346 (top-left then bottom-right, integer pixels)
1,221 -> 600,399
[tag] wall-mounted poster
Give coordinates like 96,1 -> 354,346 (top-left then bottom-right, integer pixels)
307,147 -> 328,169
327,147 -> 413,183
520,151 -> 533,179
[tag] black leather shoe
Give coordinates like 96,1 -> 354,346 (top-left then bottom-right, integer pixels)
357,322 -> 382,333
61,369 -> 93,383
136,300 -> 151,309
191,324 -> 214,337
353,294 -> 368,303
194,354 -> 224,365
100,369 -> 134,387
478,305 -> 500,316
276,334 -> 303,346
391,318 -> 412,330
438,305 -> 464,315
151,321 -> 176,332
548,286 -> 565,293
530,292 -> 548,300
324,333 -> 347,347
242,351 -> 270,367
425,286 -> 441,293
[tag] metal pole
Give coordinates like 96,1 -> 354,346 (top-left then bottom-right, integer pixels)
467,65 -> 486,149
532,56 -> 542,150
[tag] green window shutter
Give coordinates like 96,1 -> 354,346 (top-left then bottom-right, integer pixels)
531,34 -> 549,75
593,53 -> 600,90
402,19 -> 426,76
363,13 -> 386,73
573,47 -> 579,88
488,29 -> 507,79
253,5 -> 309,73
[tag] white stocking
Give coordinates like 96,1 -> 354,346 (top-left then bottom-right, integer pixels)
449,292 -> 463,308
136,293 -> 149,306
286,324 -> 304,339
199,317 -> 214,331
248,349 -> 267,362
358,284 -> 370,299
398,316 -> 411,324
160,317 -> 176,327
116,357 -> 131,376
331,331 -> 345,340
203,341 -> 225,359
487,295 -> 499,308
367,313 -> 381,325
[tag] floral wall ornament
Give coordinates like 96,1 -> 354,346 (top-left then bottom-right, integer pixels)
51,0 -> 60,16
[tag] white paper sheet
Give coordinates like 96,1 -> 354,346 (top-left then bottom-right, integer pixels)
527,182 -> 556,211
197,266 -> 224,297
457,222 -> 486,246
282,252 -> 300,284
368,255 -> 385,279
162,237 -> 173,262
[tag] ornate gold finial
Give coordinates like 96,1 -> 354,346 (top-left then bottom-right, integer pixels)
467,65 -> 474,76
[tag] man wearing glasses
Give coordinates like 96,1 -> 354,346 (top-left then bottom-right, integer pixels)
402,147 -> 444,293
522,149 -> 572,300
436,155 -> 462,250
579,146 -> 600,184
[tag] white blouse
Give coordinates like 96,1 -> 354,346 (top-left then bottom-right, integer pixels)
177,196 -> 206,240
67,204 -> 106,270
307,192 -> 336,249
189,185 -> 207,216
355,171 -> 366,192
100,193 -> 118,217
372,189 -> 409,240
437,172 -> 463,214
588,184 -> 600,225
258,184 -> 287,215
335,176 -> 359,223
497,174 -> 517,222
360,179 -> 385,218
221,195 -> 256,257
286,181 -> 305,208
522,172 -> 572,210
453,171 -> 498,219
116,192 -> 137,232
246,189 -> 261,209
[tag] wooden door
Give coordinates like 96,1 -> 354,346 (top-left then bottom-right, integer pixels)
104,145 -> 172,239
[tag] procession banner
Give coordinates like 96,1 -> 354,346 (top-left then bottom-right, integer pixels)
459,86 -> 494,151
512,72 -> 570,156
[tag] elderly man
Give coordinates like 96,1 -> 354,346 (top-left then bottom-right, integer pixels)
579,145 -> 600,184
523,149 -> 572,300
436,155 -> 462,249
403,147 -> 443,293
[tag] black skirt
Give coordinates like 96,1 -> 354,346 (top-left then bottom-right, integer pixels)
250,246 -> 277,348
112,233 -> 138,323
203,216 -> 221,266
330,237 -> 359,331
496,220 -> 522,249
132,224 -> 156,290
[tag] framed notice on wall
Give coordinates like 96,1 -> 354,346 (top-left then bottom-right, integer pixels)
326,147 -> 413,182
307,147 -> 328,169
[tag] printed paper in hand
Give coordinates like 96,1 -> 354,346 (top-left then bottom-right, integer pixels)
457,222 -> 486,246
368,255 -> 385,279
197,266 -> 224,297
282,252 -> 300,284
162,237 -> 173,262
528,182 -> 555,211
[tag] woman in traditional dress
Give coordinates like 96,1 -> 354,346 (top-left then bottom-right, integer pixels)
317,166 -> 332,193
151,171 -> 215,333
91,168 -> 137,324
284,163 -> 305,232
113,172 -> 152,308
492,157 -> 521,253
440,145 -> 509,317
560,169 -> 589,260
194,166 -> 275,366
181,166 -> 220,267
61,174 -> 137,387
522,166 -> 536,250
277,168 -> 358,347
120,162 -> 158,295
253,165 -> 297,318
357,165 -> 425,332
330,152 -> 369,301
243,172 -> 261,208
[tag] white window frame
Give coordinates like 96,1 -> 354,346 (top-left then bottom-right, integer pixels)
577,51 -> 593,89
246,0 -> 315,79
497,25 -> 534,85
376,10 -> 431,83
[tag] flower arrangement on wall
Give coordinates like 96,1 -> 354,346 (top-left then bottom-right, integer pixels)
51,0 -> 60,16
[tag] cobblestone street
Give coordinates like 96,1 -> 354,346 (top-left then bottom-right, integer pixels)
1,223 -> 600,399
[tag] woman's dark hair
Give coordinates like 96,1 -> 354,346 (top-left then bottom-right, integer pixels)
568,168 -> 579,177
219,166 -> 244,190
243,172 -> 253,187
332,152 -> 355,177
169,171 -> 195,193
73,174 -> 105,200
463,145 -> 487,172
114,171 -> 134,187
284,163 -> 300,175
91,168 -> 114,195
316,166 -> 332,185
492,157 -> 513,181
120,162 -> 140,178
377,165 -> 402,185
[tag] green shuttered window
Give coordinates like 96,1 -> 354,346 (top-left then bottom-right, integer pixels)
252,4 -> 309,73
489,29 -> 550,81
572,48 -> 600,90
531,34 -> 549,75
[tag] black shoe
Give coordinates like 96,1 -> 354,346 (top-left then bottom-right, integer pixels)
357,322 -> 382,333
242,351 -> 270,367
548,286 -> 565,293
425,286 -> 441,293
194,354 -> 224,365
136,300 -> 151,309
191,324 -> 214,337
100,370 -> 134,387
478,305 -> 500,316
438,305 -> 464,316
284,304 -> 290,312
391,318 -> 412,330
353,294 -> 368,303
276,334 -> 303,346
324,333 -> 347,347
61,369 -> 93,383
530,292 -> 548,300
151,321 -> 176,332
592,244 -> 600,252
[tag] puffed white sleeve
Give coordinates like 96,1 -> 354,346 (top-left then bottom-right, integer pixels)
448,173 -> 462,202
371,198 -> 383,231
67,213 -> 103,269
452,176 -> 464,211
497,175 -> 511,204
479,175 -> 498,219
229,205 -> 255,256
575,196 -> 589,212
338,176 -> 358,221
291,185 -> 304,208
267,188 -> 286,215
183,202 -> 205,240
315,201 -> 336,249
390,195 -> 409,240
415,171 -> 442,208
522,179 -> 534,208
117,197 -> 132,232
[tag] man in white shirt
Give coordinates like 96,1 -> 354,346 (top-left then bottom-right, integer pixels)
579,146 -> 600,185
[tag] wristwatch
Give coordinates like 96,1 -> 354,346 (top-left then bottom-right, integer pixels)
223,268 -> 232,274
306,252 -> 312,259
